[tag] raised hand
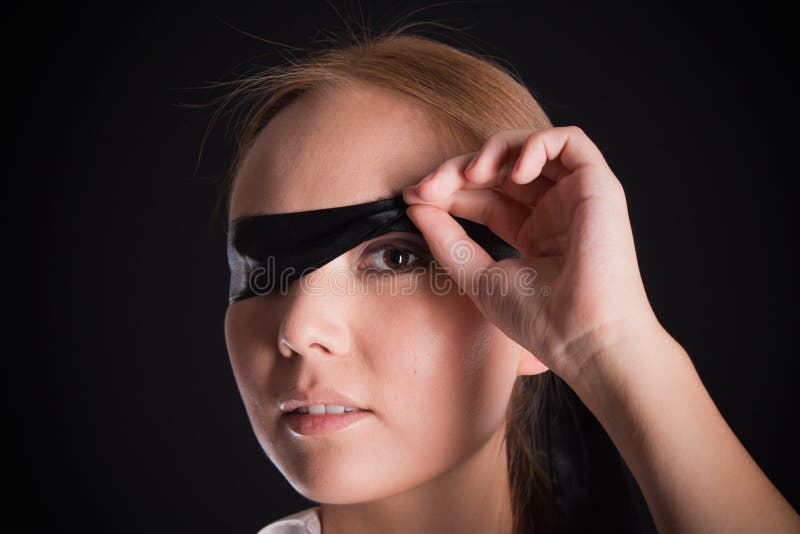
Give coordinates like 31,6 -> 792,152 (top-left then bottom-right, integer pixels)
402,126 -> 658,382
403,126 -> 800,533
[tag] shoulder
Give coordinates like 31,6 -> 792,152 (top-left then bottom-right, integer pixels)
257,506 -> 322,534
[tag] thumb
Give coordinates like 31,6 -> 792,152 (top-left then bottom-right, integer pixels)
405,204 -> 496,303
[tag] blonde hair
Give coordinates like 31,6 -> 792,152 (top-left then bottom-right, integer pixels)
207,17 -> 559,534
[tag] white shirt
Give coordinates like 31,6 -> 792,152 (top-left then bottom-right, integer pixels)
257,506 -> 321,534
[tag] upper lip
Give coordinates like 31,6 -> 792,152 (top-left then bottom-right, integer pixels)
279,387 -> 370,414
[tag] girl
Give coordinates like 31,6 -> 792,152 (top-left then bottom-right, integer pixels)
218,25 -> 800,534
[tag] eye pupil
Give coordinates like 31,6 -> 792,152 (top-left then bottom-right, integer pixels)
385,248 -> 406,267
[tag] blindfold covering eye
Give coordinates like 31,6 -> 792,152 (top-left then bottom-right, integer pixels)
225,193 -> 522,304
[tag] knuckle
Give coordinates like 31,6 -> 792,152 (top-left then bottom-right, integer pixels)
484,133 -> 507,152
568,125 -> 586,137
598,174 -> 627,203
441,158 -> 463,173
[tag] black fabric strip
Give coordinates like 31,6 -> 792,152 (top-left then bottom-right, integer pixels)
226,193 -> 521,304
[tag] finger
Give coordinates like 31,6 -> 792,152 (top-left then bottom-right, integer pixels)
404,204 -> 495,303
403,187 -> 531,248
411,152 -> 477,202
508,125 -> 607,185
411,126 -> 606,204
492,170 -> 556,206
464,128 -> 539,185
407,152 -> 559,207
464,129 -> 575,186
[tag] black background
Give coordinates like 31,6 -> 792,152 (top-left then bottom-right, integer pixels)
10,1 -> 797,532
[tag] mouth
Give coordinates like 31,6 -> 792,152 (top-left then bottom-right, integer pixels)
282,406 -> 373,436
283,404 -> 368,415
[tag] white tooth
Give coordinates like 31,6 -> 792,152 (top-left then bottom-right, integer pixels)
325,404 -> 345,414
308,404 -> 326,415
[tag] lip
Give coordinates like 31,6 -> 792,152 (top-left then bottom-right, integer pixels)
278,386 -> 369,414
283,410 -> 373,436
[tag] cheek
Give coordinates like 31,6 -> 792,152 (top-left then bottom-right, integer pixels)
224,300 -> 280,412
363,289 -> 514,461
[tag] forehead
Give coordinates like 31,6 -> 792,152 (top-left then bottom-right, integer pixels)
228,81 -> 464,221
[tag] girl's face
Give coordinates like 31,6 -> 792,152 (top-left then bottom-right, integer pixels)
224,81 -> 546,503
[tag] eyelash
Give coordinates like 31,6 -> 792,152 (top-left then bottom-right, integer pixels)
359,238 -> 431,274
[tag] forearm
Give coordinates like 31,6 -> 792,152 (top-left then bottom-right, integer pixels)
564,319 -> 800,533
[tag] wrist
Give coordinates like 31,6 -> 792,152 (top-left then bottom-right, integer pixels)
556,313 -> 690,404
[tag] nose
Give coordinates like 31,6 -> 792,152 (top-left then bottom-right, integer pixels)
277,261 -> 353,360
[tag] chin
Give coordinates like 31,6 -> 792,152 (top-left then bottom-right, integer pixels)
260,423 -> 404,502
284,468 -> 396,504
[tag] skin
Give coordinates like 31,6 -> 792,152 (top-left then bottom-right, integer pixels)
224,80 -> 546,534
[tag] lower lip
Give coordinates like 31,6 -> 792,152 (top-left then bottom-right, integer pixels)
283,410 -> 372,436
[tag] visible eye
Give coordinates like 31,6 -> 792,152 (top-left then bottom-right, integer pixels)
359,238 -> 431,274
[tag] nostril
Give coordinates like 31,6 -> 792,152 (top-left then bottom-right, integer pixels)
309,342 -> 330,355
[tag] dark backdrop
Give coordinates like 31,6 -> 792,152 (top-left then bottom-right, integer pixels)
9,1 -> 797,532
